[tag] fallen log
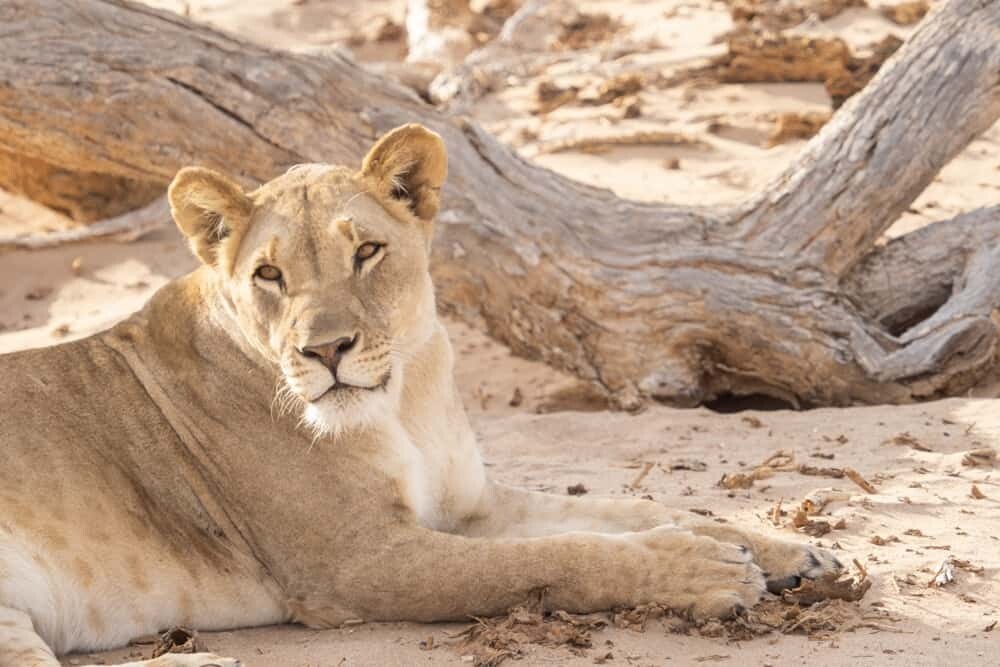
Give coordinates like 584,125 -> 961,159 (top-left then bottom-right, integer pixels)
0,0 -> 998,408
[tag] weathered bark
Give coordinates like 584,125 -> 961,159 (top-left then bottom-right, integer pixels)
0,148 -> 161,222
1,0 -> 998,408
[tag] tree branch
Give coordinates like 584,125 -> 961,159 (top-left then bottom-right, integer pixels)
0,196 -> 169,250
844,206 -> 1000,332
732,0 -> 1000,275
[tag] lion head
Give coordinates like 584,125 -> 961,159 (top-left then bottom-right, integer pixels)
167,124 -> 448,436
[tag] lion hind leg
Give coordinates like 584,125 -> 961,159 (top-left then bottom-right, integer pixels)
0,606 -> 59,667
0,606 -> 242,667
98,655 -> 243,667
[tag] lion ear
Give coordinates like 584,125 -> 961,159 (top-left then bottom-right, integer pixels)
360,124 -> 447,222
168,167 -> 253,271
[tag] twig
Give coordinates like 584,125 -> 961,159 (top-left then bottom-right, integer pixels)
844,468 -> 876,494
629,461 -> 655,488
0,195 -> 168,250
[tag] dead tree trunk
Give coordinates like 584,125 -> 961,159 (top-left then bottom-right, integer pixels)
1,0 -> 998,408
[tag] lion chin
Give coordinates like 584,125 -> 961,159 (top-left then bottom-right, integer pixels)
301,379 -> 399,440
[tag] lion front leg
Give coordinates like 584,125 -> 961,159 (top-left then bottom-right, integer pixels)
291,523 -> 766,625
457,481 -> 842,594
459,481 -> 676,538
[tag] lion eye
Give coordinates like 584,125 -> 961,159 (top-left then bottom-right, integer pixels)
255,265 -> 282,281
355,242 -> 383,263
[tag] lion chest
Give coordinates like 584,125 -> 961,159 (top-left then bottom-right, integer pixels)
380,421 -> 487,531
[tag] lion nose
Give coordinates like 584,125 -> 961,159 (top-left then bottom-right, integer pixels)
301,335 -> 358,375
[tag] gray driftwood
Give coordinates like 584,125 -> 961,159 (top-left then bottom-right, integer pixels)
0,0 -> 998,408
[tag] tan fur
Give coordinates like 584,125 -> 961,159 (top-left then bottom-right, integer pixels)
0,125 -> 841,666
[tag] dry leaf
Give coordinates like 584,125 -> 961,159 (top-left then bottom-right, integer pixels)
719,472 -> 756,489
781,572 -> 871,606
883,432 -> 932,452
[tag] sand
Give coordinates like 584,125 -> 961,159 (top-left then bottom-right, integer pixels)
1,0 -> 997,665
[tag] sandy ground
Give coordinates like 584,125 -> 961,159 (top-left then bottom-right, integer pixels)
1,0 -> 998,665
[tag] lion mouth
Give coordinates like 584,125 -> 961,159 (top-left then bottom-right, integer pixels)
316,372 -> 391,400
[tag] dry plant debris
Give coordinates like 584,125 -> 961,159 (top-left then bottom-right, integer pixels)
844,467 -> 876,493
150,627 -> 200,658
523,70 -> 643,120
795,516 -> 831,536
529,130 -> 704,156
770,497 -> 783,525
584,73 -> 643,105
786,487 -> 851,536
953,559 -> 985,575
629,461 -> 655,488
883,431 -> 933,451
508,387 -> 523,407
534,80 -> 578,114
781,571 -> 872,606
719,450 -> 796,489
825,35 -> 903,107
551,12 -> 621,51
718,470 -> 767,489
766,111 -> 831,146
669,458 -> 708,472
452,589 -> 605,666
800,487 -> 851,514
367,16 -> 404,43
880,1 -> 929,25
566,483 -> 589,496
712,34 -> 851,84
455,569 -> 874,663
730,0 -> 867,31
962,447 -> 997,467
797,463 -> 845,479
791,508 -> 834,536
929,557 -> 956,587
707,32 -> 902,109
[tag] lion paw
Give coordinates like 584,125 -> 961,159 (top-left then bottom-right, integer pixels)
636,529 -> 767,620
687,542 -> 767,619
758,541 -> 844,594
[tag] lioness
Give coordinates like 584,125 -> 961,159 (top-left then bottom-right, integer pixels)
0,125 -> 841,667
